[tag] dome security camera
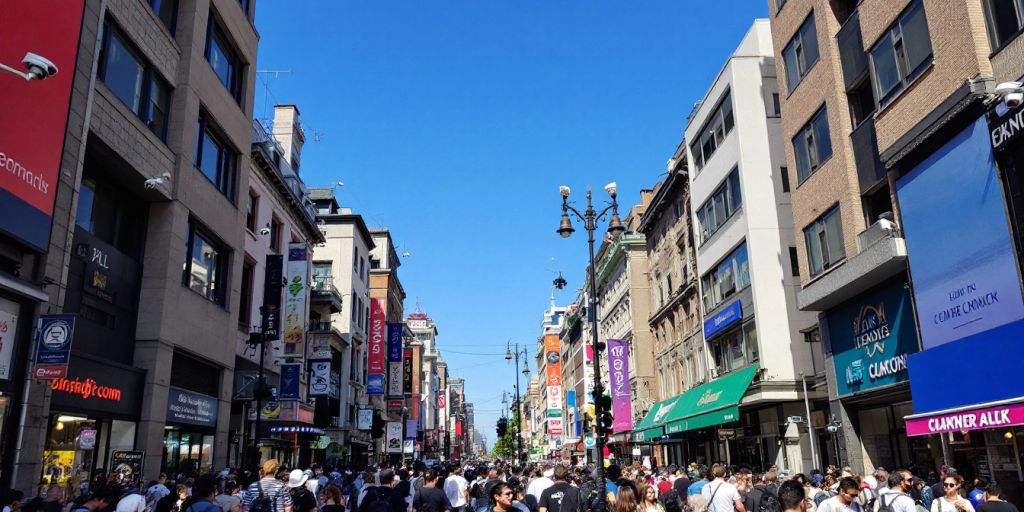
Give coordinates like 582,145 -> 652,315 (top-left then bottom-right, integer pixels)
259,227 -> 272,236
22,53 -> 57,80
996,81 -> 1024,108
1005,92 -> 1024,109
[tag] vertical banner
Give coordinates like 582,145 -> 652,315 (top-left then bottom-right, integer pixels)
284,244 -> 308,355
0,0 -> 85,252
402,349 -> 413,395
308,361 -> 330,396
385,421 -> 402,453
279,363 -> 301,400
387,323 -> 404,397
262,255 -> 283,340
607,339 -> 633,432
406,419 -> 418,439
367,298 -> 386,395
545,334 -> 563,435
33,314 -> 75,379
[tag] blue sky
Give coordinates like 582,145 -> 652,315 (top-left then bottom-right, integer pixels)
254,0 -> 769,450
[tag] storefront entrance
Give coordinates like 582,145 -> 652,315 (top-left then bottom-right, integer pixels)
162,429 -> 214,477
41,414 -> 137,499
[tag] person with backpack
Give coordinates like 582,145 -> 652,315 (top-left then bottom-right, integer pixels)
748,473 -> 781,512
875,471 -> 916,512
243,459 -> 293,512
358,469 -> 397,512
702,465 -> 746,512
444,467 -> 470,512
287,470 -> 318,512
69,486 -> 116,512
414,469 -> 452,512
820,478 -> 863,512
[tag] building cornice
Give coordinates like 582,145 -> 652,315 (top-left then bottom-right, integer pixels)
595,233 -> 646,287
317,213 -> 376,250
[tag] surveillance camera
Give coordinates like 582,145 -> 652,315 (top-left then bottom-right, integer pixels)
826,425 -> 839,434
259,227 -> 272,236
22,52 -> 57,80
996,81 -> 1023,96
1005,92 -> 1024,109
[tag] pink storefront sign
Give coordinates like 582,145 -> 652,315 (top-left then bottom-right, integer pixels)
906,402 -> 1024,436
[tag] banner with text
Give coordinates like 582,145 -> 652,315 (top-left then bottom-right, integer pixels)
284,244 -> 308,355
367,298 -> 386,395
607,338 -> 633,432
387,323 -> 404,397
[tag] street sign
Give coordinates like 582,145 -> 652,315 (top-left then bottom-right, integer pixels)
718,428 -> 736,440
787,415 -> 804,423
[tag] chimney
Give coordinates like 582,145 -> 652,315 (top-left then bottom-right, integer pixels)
272,104 -> 305,172
640,188 -> 656,209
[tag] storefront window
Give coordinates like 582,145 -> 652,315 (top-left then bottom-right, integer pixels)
162,429 -> 214,478
41,416 -> 98,497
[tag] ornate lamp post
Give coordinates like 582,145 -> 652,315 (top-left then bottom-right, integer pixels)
505,342 -> 530,465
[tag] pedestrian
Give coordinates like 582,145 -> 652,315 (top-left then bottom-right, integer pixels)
967,481 -> 987,510
875,470 -> 916,512
930,475 -> 973,512
928,469 -> 956,510
182,476 -> 222,512
977,484 -> 1018,512
287,470 -> 318,512
821,478 -> 864,512
2,490 -> 25,512
489,483 -> 516,512
69,487 -> 116,512
242,459 -> 293,512
414,469 -> 452,512
527,467 -> 555,508
613,486 -> 642,512
701,464 -> 746,512
779,481 -> 806,512
148,480 -> 173,512
689,468 -> 710,498
214,481 -> 241,512
24,485 -> 64,512
538,465 -> 579,512
320,484 -> 346,512
156,485 -> 188,512
116,488 -> 148,512
445,466 -> 470,512
638,483 -> 664,512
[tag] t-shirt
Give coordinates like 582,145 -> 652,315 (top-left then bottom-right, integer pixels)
969,491 -> 986,509
822,496 -> 863,512
118,494 -> 148,512
978,501 -> 1021,512
932,498 -> 976,512
529,478 -> 555,503
444,475 -> 469,508
539,483 -> 575,512
214,494 -> 240,512
243,479 -> 293,512
689,481 -> 708,497
290,487 -> 318,512
701,481 -> 740,512
876,490 -> 916,512
414,487 -> 452,512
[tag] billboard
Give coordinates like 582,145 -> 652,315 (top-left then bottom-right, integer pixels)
387,323 -> 403,397
367,299 -> 386,395
607,339 -> 633,432
385,421 -> 402,453
283,244 -> 308,355
308,361 -> 330,397
827,280 -> 919,397
897,117 -> 1024,350
0,0 -> 85,252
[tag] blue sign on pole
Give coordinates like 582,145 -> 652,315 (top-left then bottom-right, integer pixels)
367,374 -> 385,395
33,314 -> 76,379
703,300 -> 742,339
279,363 -> 301,400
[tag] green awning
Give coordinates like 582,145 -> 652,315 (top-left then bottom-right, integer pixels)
631,426 -> 663,443
632,395 -> 687,431
664,364 -> 758,434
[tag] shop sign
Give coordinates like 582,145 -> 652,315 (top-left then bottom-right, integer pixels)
990,101 -> 1024,151
403,439 -> 414,454
387,323 -> 403,398
607,338 -> 632,432
357,409 -> 373,430
385,421 -> 402,453
827,280 -> 920,397
79,427 -> 97,449
548,417 -> 563,435
0,298 -> 19,380
279,363 -> 301,400
906,402 -> 1024,436
367,299 -> 386,395
546,385 -> 562,409
261,255 -> 283,340
402,350 -> 413,395
110,450 -> 144,487
0,0 -> 85,252
544,334 -> 562,387
329,371 -> 340,399
50,356 -> 143,416
388,399 -> 403,414
308,361 -> 330,396
283,244 -> 308,355
166,387 -> 218,427
33,314 -> 75,379
704,300 -> 742,339
718,428 -> 736,440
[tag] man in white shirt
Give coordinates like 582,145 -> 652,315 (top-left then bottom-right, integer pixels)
876,471 -> 917,512
527,466 -> 555,504
822,478 -> 864,512
444,466 -> 470,512
702,464 -> 746,512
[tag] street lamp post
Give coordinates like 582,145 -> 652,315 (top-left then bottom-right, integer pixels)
505,342 -> 530,465
556,183 -> 625,512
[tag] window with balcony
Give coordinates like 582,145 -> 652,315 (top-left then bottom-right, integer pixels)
793,105 -> 833,182
804,206 -> 846,277
700,242 -> 751,312
195,113 -> 237,200
984,0 -> 1024,51
710,322 -> 758,375
782,13 -> 820,94
870,0 -> 933,108
205,15 -> 243,101
695,167 -> 742,244
690,91 -> 735,171
98,22 -> 171,140
182,220 -> 229,305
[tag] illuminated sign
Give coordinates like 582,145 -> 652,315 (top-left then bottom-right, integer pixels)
51,377 -> 121,401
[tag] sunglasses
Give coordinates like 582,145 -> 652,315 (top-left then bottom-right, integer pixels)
501,492 -> 514,496
943,483 -> 957,488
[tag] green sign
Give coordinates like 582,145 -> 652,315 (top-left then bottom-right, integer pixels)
547,409 -> 563,418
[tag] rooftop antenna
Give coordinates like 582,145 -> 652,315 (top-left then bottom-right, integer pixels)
255,69 -> 292,122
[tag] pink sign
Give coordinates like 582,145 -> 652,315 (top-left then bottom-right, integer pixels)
607,339 -> 633,432
906,402 -> 1024,436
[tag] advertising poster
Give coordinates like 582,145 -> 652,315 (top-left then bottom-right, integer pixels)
897,117 -> 1024,350
385,421 -> 402,453
544,334 -> 562,387
0,298 -> 19,380
284,244 -> 308,355
33,314 -> 75,380
0,0 -> 85,252
279,363 -> 301,400
110,450 -> 144,487
308,361 -> 330,396
367,299 -> 386,395
387,323 -> 403,397
357,409 -> 373,430
606,339 -> 633,432
402,349 -> 413,395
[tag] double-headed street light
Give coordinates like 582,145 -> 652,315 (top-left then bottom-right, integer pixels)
556,183 -> 625,512
505,342 -> 530,465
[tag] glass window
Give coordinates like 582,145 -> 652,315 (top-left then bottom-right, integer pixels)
771,93 -> 781,116
781,166 -> 791,193
245,191 -> 257,231
782,14 -> 820,93
239,260 -> 254,327
803,206 -> 846,276
984,0 -> 1024,50
710,321 -> 759,375
870,0 -> 933,107
182,221 -> 228,304
99,23 -> 171,140
150,0 -> 177,34
194,114 -> 237,200
689,91 -> 735,171
792,105 -> 832,182
696,167 -> 742,244
700,243 -> 751,312
270,217 -> 282,251
205,18 -> 242,100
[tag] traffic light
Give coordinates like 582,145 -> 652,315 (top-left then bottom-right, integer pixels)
596,394 -> 614,439
496,417 -> 508,437
371,412 -> 385,439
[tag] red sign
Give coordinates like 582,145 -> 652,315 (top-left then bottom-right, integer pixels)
438,394 -> 446,409
455,420 -> 463,437
0,0 -> 84,251
34,365 -> 67,380
50,376 -> 122,402
368,299 -> 386,374
388,399 -> 403,413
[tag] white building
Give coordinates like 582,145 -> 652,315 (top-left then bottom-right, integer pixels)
684,20 -> 824,472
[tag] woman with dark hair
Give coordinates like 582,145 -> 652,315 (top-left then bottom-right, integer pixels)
615,486 -> 642,512
931,475 -> 974,512
489,483 -> 514,512
321,484 -> 346,512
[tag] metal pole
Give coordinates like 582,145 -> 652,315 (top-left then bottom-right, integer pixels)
586,189 -> 609,512
801,373 -> 819,472
253,334 -> 266,467
514,347 -> 524,465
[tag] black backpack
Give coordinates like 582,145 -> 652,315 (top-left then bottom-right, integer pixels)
814,490 -> 837,507
250,483 -> 283,512
659,489 -> 683,512
749,486 -> 781,512
559,486 -> 582,512
877,492 -> 911,512
358,486 -> 391,512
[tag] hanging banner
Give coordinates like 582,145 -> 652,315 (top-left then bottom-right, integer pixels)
607,339 -> 633,432
438,391 -> 446,409
387,323 -> 404,397
367,299 -> 386,395
308,361 -> 330,396
0,299 -> 19,380
544,334 -> 562,387
283,244 -> 308,355
33,314 -> 75,380
402,349 -> 413,395
262,255 -> 283,340
279,363 -> 301,400
357,409 -> 373,430
385,421 -> 403,453
406,419 -> 418,439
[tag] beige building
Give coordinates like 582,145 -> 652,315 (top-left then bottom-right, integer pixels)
769,0 -> 1024,475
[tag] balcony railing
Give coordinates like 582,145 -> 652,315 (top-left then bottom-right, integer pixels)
310,275 -> 343,313
309,320 -> 333,332
251,119 -> 317,222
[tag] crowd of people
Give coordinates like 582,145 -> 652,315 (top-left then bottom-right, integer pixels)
2,460 -> 1020,512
